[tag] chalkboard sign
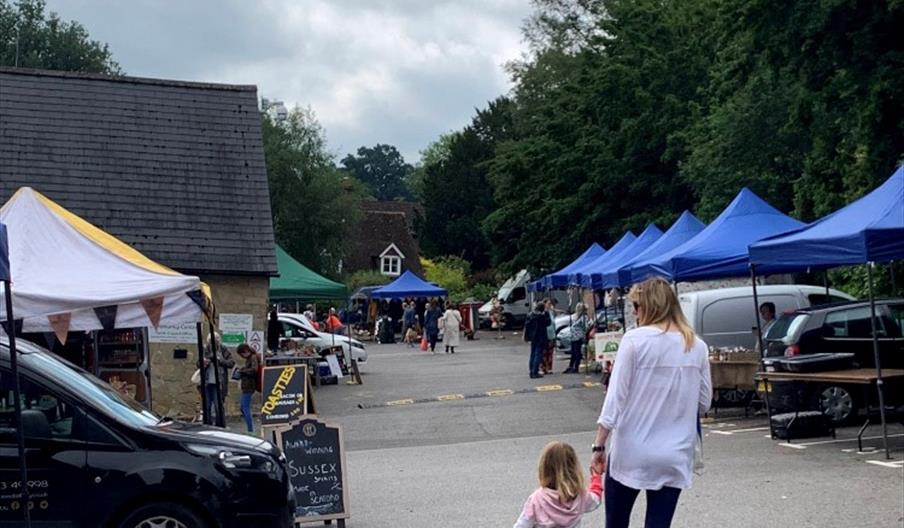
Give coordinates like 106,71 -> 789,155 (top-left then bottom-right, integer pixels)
275,417 -> 349,524
260,364 -> 308,426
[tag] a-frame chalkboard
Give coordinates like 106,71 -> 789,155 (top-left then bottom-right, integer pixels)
275,417 -> 349,525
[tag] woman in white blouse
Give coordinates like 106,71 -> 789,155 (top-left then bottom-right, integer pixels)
591,278 -> 712,528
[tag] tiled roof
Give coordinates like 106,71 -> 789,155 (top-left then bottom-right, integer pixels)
0,67 -> 277,276
346,210 -> 423,276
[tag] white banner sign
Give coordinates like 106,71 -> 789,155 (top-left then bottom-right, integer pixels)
219,313 -> 253,346
594,331 -> 622,363
148,321 -> 198,344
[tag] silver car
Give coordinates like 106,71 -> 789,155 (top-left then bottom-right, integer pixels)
277,313 -> 368,363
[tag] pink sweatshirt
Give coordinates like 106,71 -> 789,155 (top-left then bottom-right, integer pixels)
513,474 -> 603,528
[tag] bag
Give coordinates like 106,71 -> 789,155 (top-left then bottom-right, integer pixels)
770,411 -> 833,440
420,337 -> 429,351
191,368 -> 202,385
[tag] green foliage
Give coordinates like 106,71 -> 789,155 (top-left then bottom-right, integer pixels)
421,257 -> 470,303
0,0 -> 120,73
419,98 -> 512,270
340,144 -> 414,201
262,107 -> 365,279
827,263 -> 903,300
418,0 -> 904,277
345,270 -> 392,291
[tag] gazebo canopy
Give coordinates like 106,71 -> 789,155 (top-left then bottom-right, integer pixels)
594,224 -> 663,289
0,187 -> 205,337
541,243 -> 606,289
633,188 -> 804,282
570,232 -> 636,287
269,246 -> 347,301
749,166 -> 904,272
624,211 -> 706,286
371,270 -> 447,299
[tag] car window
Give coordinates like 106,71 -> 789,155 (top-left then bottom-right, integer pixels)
701,295 -> 797,335
0,370 -> 75,440
766,313 -> 808,341
509,287 -> 526,303
808,294 -> 851,306
887,304 -> 904,337
823,307 -> 887,338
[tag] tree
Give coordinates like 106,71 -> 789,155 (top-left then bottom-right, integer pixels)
0,0 -> 121,73
340,144 -> 414,201
262,107 -> 365,278
419,98 -> 512,270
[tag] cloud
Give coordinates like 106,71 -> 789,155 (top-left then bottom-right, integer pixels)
43,0 -> 531,162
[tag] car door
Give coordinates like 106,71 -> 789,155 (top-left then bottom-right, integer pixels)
821,306 -> 898,367
883,303 -> 904,369
0,368 -> 86,526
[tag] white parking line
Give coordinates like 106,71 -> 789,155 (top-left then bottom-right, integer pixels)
709,426 -> 770,436
865,460 -> 904,469
778,433 -> 904,449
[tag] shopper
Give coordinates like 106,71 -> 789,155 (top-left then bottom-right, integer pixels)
542,298 -> 559,375
591,277 -> 712,528
403,302 -> 418,335
442,303 -> 462,354
423,301 -> 442,353
524,301 -> 551,379
236,344 -> 259,433
325,307 -> 344,334
513,441 -> 603,528
564,303 -> 589,374
200,332 -> 235,425
267,309 -> 284,353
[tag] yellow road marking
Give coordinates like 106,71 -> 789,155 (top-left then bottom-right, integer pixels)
486,389 -> 514,397
536,384 -> 563,392
438,394 -> 464,401
583,381 -> 602,388
386,399 -> 415,406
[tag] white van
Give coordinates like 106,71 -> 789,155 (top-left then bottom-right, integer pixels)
478,270 -> 570,328
679,284 -> 855,349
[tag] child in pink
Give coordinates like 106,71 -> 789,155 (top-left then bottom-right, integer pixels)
514,441 -> 603,528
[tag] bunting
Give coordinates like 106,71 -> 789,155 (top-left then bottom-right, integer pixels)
48,313 -> 72,345
140,296 -> 164,330
93,305 -> 118,332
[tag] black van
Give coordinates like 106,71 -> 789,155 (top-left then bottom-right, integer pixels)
0,337 -> 294,528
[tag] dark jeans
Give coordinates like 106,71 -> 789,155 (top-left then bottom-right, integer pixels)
204,383 -> 221,424
568,340 -> 583,371
428,332 -> 439,351
605,471 -> 681,528
529,340 -> 546,376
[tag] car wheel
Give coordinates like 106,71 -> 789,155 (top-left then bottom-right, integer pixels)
118,502 -> 208,528
818,385 -> 858,424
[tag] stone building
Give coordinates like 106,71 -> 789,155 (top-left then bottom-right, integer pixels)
0,68 -> 277,417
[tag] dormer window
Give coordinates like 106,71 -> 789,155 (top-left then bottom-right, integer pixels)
379,243 -> 405,277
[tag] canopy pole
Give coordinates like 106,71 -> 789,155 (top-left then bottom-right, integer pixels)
866,263 -> 890,460
196,322 -> 210,425
891,261 -> 897,297
3,281 -> 32,528
823,270 -> 830,297
751,266 -> 765,357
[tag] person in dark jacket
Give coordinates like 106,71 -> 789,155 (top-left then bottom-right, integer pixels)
424,300 -> 443,353
236,344 -> 259,433
525,301 -> 552,378
267,309 -> 284,353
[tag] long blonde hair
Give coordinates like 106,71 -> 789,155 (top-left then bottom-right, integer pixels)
538,441 -> 584,503
629,277 -> 696,351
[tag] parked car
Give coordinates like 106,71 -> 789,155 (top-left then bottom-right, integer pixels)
555,307 -> 623,353
762,299 -> 904,423
0,337 -> 294,528
678,284 -> 855,349
278,313 -> 368,363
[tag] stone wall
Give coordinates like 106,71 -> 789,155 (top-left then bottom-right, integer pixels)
149,274 -> 269,418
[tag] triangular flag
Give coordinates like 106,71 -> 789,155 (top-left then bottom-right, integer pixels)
48,313 -> 71,345
186,290 -> 208,314
140,296 -> 164,330
0,318 -> 22,337
93,305 -> 118,332
42,332 -> 56,349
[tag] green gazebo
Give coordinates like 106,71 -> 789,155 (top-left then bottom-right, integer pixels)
269,246 -> 347,301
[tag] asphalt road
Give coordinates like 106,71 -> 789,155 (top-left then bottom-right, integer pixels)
300,333 -> 904,527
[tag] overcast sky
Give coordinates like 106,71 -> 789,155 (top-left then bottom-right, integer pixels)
44,0 -> 532,163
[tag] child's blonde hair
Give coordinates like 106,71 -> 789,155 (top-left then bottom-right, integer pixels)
538,441 -> 584,503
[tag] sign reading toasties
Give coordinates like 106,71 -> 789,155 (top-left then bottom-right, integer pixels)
261,365 -> 308,426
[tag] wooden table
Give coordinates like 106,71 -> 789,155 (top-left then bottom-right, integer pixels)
711,360 -> 760,391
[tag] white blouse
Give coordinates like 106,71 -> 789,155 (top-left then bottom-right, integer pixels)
598,326 -> 712,490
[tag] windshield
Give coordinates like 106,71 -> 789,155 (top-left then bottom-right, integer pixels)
766,313 -> 808,342
25,351 -> 160,428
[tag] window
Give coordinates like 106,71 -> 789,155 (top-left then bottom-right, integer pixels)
508,287 -> 526,303
823,307 -> 886,338
808,294 -> 852,306
886,304 -> 904,337
0,371 -> 75,440
381,255 -> 401,276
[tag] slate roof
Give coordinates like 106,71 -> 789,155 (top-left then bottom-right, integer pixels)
0,67 -> 277,276
346,210 -> 423,276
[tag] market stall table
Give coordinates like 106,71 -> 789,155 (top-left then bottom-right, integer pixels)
755,368 -> 904,456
